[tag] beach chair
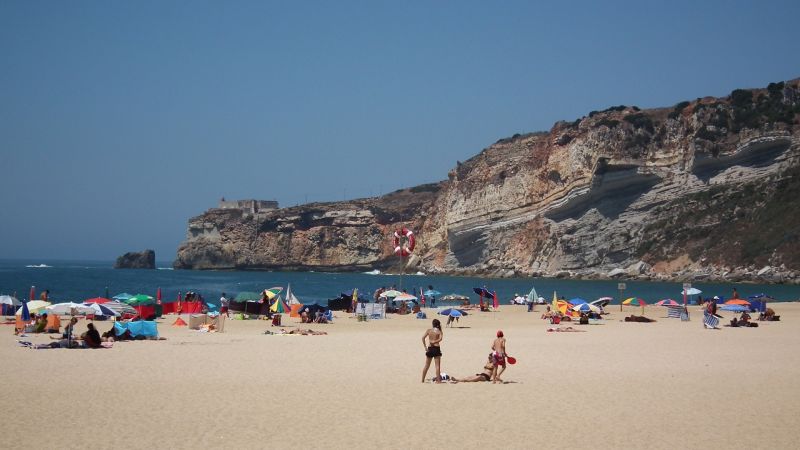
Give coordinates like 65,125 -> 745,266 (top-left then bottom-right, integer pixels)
703,310 -> 719,329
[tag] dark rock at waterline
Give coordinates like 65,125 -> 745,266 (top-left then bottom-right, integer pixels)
114,250 -> 156,269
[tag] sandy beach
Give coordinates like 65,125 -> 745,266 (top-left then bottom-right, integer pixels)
3,303 -> 800,450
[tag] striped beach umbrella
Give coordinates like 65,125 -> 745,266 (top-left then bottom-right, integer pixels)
655,299 -> 679,306
623,297 -> 647,314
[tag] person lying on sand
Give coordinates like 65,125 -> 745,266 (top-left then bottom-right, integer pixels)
451,355 -> 495,383
266,328 -> 327,335
624,315 -> 656,323
546,327 -> 586,332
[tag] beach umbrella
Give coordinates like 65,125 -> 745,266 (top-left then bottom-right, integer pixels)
473,287 -> 494,297
125,294 -> 155,306
46,302 -> 94,316
423,290 -> 441,297
655,299 -> 680,306
623,297 -> 647,315
0,295 -> 21,306
262,287 -> 283,300
103,300 -> 137,317
440,293 -> 469,302
592,297 -> 613,308
29,286 -> 35,301
379,290 -> 403,298
572,303 -> 601,313
84,297 -> 111,304
269,297 -> 290,314
570,297 -> 588,305
438,308 -> 468,316
394,293 -> 418,301
156,288 -> 162,304
720,304 -> 748,312
83,302 -> 120,317
17,300 -> 50,315
112,293 -> 133,302
724,299 -> 751,306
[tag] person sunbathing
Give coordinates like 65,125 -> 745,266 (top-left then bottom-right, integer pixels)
451,355 -> 495,383
268,328 -> 327,335
546,326 -> 586,332
624,315 -> 656,323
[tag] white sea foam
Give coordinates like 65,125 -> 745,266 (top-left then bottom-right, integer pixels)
25,264 -> 52,268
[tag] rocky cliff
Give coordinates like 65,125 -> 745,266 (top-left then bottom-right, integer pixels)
175,79 -> 800,283
115,250 -> 156,269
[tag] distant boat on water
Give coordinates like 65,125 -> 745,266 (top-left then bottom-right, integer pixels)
25,264 -> 52,268
364,269 -> 381,275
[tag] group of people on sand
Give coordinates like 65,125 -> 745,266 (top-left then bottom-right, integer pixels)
420,319 -> 510,384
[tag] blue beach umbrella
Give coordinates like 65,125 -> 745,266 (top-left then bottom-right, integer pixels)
572,303 -> 601,313
570,297 -> 588,305
473,287 -> 494,297
438,308 -> 468,317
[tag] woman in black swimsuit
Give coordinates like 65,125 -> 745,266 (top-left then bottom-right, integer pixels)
421,319 -> 443,383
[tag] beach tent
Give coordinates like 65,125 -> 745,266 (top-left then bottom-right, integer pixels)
114,320 -> 158,338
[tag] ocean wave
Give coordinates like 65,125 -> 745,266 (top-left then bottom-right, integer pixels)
157,267 -> 174,270
25,264 -> 52,268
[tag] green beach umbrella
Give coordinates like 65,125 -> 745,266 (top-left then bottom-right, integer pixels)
126,294 -> 155,306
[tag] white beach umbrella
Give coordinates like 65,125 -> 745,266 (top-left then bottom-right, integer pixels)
83,302 -> 120,317
0,295 -> 21,306
46,302 -> 94,316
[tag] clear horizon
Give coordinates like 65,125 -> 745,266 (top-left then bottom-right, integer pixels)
2,0 -> 799,260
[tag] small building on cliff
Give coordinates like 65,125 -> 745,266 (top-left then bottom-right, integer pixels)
216,199 -> 278,214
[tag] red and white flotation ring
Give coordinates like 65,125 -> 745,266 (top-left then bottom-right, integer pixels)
393,227 -> 416,257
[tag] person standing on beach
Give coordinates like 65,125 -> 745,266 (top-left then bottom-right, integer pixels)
421,319 -> 443,383
220,293 -> 230,317
491,330 -> 507,384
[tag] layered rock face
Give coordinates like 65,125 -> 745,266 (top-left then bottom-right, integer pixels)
175,79 -> 800,283
115,250 -> 156,269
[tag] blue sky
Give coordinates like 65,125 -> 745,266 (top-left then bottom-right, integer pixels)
1,0 -> 798,261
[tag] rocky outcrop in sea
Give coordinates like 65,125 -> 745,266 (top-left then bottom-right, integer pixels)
115,250 -> 156,269
175,79 -> 800,284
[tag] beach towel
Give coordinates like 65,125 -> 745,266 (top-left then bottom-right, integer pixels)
703,310 -> 719,329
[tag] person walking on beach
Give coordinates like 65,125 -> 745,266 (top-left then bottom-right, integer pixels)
421,319 -> 443,383
491,330 -> 508,384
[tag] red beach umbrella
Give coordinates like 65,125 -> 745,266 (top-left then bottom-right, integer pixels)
29,286 -> 35,301
157,287 -> 162,305
85,297 -> 112,304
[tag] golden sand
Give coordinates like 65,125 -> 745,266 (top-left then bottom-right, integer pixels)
3,303 -> 799,449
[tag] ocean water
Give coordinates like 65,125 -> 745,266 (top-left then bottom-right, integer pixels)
1,259 -> 798,307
